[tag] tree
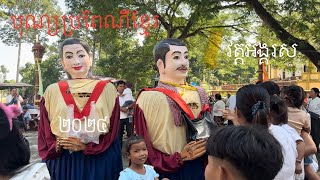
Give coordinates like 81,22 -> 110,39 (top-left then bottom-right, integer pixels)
20,52 -> 64,100
20,62 -> 35,85
0,0 -> 61,82
40,54 -> 64,90
0,0 -> 15,18
64,0 -> 245,88
64,0 -> 319,87
131,0 -> 319,68
0,65 -> 9,81
243,0 -> 320,69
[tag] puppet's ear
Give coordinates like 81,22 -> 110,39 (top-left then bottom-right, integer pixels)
157,59 -> 165,74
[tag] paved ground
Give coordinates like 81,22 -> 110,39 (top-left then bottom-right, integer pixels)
24,131 -> 129,167
24,131 -> 41,163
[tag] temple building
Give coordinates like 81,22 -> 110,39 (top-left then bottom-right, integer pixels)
212,61 -> 320,95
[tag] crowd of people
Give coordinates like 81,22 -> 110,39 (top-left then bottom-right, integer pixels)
4,88 -> 38,131
220,82 -> 320,180
1,37 -> 320,180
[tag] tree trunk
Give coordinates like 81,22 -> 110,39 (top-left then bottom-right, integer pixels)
99,43 -> 102,61
91,39 -> 96,76
244,0 -> 320,69
16,36 -> 22,82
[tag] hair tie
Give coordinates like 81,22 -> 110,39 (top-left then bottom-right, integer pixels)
251,101 -> 266,116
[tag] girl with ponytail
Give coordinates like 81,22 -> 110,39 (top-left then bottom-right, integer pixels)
235,85 -> 270,128
223,84 -> 297,180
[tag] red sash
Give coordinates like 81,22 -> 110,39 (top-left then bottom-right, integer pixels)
140,88 -> 209,120
58,80 -> 110,119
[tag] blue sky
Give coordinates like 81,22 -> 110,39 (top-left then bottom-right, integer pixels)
0,0 -> 66,81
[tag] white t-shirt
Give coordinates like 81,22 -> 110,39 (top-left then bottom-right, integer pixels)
212,100 -> 225,116
6,94 -> 23,112
10,163 -> 50,180
279,124 -> 305,180
280,124 -> 303,142
307,97 -> 320,116
123,88 -> 133,96
118,164 -> 159,180
269,124 -> 297,180
228,95 -> 236,111
119,92 -> 135,119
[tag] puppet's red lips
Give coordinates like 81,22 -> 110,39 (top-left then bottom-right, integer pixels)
73,66 -> 82,70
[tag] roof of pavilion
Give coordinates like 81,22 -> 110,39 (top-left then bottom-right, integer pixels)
0,83 -> 33,90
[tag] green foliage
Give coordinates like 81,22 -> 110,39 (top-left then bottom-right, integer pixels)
0,0 -> 15,18
20,62 -> 35,84
95,35 -> 156,90
20,62 -> 35,96
0,0 -> 61,46
40,54 -> 64,89
62,0 -> 319,87
20,53 -> 64,98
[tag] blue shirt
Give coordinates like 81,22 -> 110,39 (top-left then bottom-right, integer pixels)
118,164 -> 159,180
23,111 -> 31,122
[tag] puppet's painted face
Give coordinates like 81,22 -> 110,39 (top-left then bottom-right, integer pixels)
61,44 -> 92,79
158,45 -> 189,83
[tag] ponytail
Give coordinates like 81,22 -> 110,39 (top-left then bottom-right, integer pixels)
236,85 -> 270,128
251,101 -> 269,128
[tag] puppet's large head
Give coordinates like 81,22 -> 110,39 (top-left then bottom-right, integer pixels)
60,38 -> 92,79
153,38 -> 189,84
0,103 -> 30,176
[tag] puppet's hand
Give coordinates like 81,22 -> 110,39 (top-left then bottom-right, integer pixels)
180,139 -> 206,161
59,137 -> 86,152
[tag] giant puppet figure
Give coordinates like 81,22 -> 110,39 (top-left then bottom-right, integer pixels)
134,38 -> 208,180
38,38 -> 122,180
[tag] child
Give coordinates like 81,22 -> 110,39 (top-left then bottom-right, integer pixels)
270,96 -> 305,177
119,135 -> 160,180
22,106 -> 31,130
281,85 -> 310,135
281,85 -> 320,180
206,125 -> 283,180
